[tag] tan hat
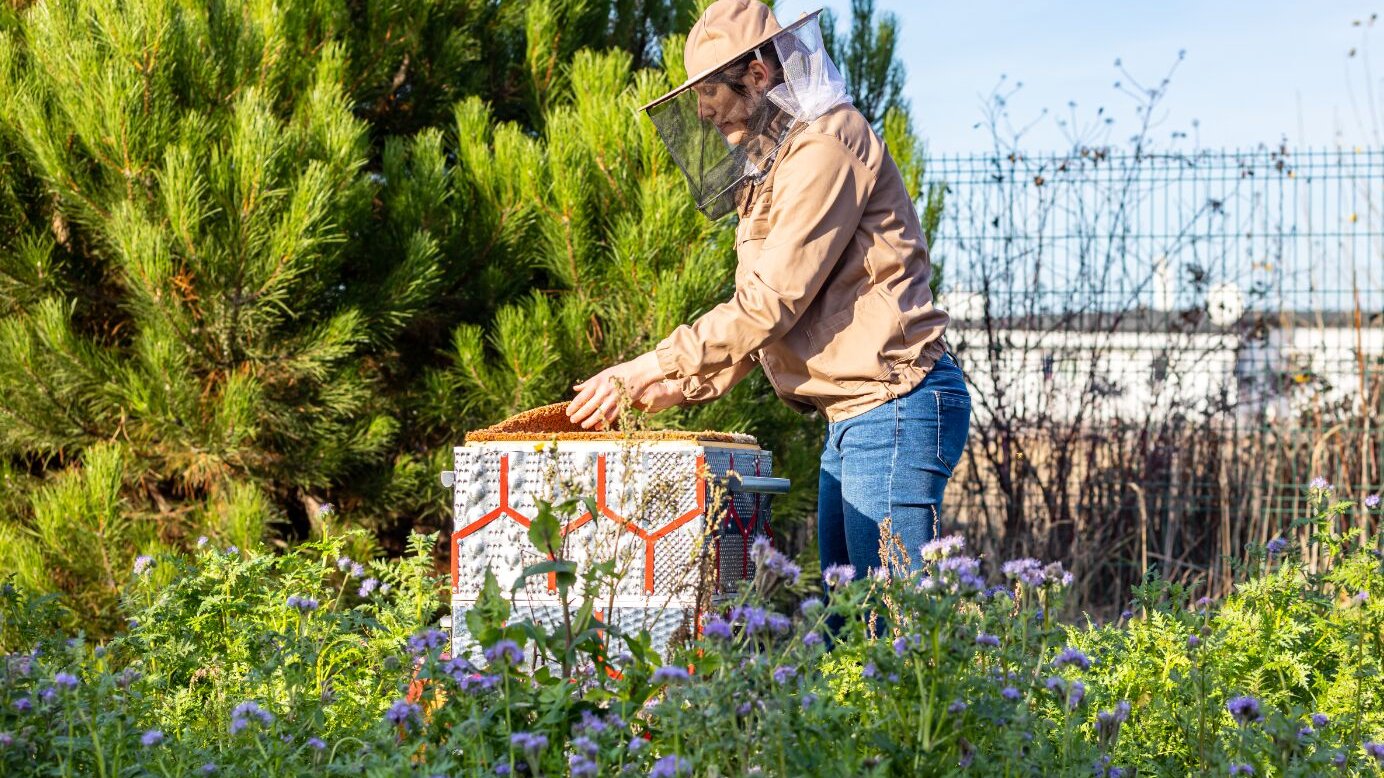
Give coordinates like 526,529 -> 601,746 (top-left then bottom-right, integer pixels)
639,0 -> 818,113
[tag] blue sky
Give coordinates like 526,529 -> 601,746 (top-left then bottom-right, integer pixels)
774,0 -> 1382,154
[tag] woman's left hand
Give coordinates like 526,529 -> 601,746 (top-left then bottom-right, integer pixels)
566,351 -> 666,430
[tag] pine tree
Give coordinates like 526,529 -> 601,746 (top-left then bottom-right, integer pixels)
0,0 -> 939,629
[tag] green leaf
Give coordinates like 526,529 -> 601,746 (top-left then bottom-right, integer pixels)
527,499 -> 562,558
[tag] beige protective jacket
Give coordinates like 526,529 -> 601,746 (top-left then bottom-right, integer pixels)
655,103 -> 950,422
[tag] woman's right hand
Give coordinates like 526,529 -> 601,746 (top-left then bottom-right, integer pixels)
635,380 -> 685,414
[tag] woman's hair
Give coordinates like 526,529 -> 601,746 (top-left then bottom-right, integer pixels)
707,45 -> 783,97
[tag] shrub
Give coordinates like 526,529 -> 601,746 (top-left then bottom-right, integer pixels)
0,488 -> 1381,776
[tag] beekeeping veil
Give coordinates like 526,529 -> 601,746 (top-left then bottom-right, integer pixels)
640,0 -> 851,220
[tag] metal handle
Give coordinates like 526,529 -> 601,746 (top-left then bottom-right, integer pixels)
717,474 -> 791,494
440,471 -> 456,487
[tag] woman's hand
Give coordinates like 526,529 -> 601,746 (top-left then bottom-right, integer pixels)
634,380 -> 685,414
566,351 -> 666,430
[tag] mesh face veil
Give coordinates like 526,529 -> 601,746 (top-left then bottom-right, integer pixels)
642,11 -> 851,220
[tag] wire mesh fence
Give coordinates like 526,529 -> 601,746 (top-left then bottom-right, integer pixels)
924,146 -> 1384,612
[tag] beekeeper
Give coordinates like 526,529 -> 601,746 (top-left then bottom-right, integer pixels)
566,0 -> 970,577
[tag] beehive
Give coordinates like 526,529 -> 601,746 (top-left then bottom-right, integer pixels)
442,405 -> 786,660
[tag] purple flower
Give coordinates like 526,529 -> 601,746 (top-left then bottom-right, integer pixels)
484,639 -> 521,665
1298,726 -> 1315,738
358,578 -> 379,597
0,732 -> 13,747
1227,695 -> 1262,725
385,700 -> 421,728
308,737 -> 326,750
652,665 -> 690,684
569,754 -> 598,777
286,595 -> 319,613
800,597 -> 824,616
976,632 -> 1000,648
1309,476 -> 1331,491
509,731 -> 547,754
650,755 -> 691,778
730,605 -> 768,634
54,672 -> 78,689
572,735 -> 598,757
802,693 -> 818,708
893,636 -> 909,656
1196,596 -> 1214,609
407,628 -> 448,656
140,729 -> 164,747
802,631 -> 824,648
862,662 -> 878,680
1356,590 -> 1370,604
1331,751 -> 1347,767
458,673 -> 501,693
947,699 -> 967,714
200,764 -> 217,775
627,736 -> 648,753
230,701 -> 273,734
702,617 -> 732,640
13,697 -> 31,713
336,556 -> 352,571
1266,537 -> 1289,556
1045,676 -> 1066,693
196,536 -> 209,547
1066,680 -> 1086,709
1053,647 -> 1092,671
1229,764 -> 1255,776
1001,686 -> 1022,701
765,613 -> 791,634
772,665 -> 797,684
1120,610 -> 1134,620
133,555 -> 154,575
1001,558 -> 1053,588
822,564 -> 856,590
493,765 -> 511,776
1365,742 -> 1384,763
349,563 -> 365,579
318,502 -> 335,517
1097,701 -> 1131,740
1366,494 -> 1381,509
1187,635 -> 1201,649
39,687 -> 56,702
1311,713 -> 1329,728
920,534 -> 966,560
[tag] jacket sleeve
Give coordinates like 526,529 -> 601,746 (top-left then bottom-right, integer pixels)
654,132 -> 875,381
677,359 -> 757,404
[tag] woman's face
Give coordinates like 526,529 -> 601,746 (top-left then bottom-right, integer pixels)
694,60 -> 775,146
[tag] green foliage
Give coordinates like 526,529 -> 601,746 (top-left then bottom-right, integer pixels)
0,0 -> 942,637
0,488 -> 1380,775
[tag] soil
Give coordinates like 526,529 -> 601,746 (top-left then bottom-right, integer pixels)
463,402 -> 758,445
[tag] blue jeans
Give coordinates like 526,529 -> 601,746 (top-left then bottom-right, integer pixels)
817,352 -> 971,577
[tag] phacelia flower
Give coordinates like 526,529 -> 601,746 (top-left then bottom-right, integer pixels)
286,595 -> 319,613
800,597 -> 824,616
568,754 -> 598,777
650,755 -> 691,778
1266,537 -> 1289,556
1066,680 -> 1086,709
920,534 -> 966,560
1366,494 -> 1382,509
772,665 -> 797,684
1187,635 -> 1201,649
385,700 -> 421,728
1229,764 -> 1255,775
976,632 -> 1000,648
484,639 -> 522,665
336,556 -> 352,571
652,665 -> 690,684
702,618 -> 732,640
947,699 -> 967,714
1001,686 -> 1022,701
509,731 -> 547,755
1120,610 -> 1134,620
802,693 -> 818,708
308,737 -> 326,750
1227,695 -> 1262,725
200,763 -> 217,774
349,563 -> 364,579
1096,701 -> 1131,740
765,613 -> 791,634
140,729 -> 163,747
1311,713 -> 1329,728
133,555 -> 154,575
802,631 -> 824,648
13,698 -> 31,713
862,662 -> 878,680
358,578 -> 379,597
1053,647 -> 1092,671
196,536 -> 209,547
230,701 -> 274,735
407,628 -> 448,656
54,672 -> 78,689
822,564 -> 856,590
1364,742 -> 1384,763
1309,476 -> 1331,491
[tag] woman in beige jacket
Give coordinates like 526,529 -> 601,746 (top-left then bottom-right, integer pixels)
567,0 -> 970,579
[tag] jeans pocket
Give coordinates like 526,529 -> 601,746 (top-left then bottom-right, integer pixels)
931,389 -> 971,476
